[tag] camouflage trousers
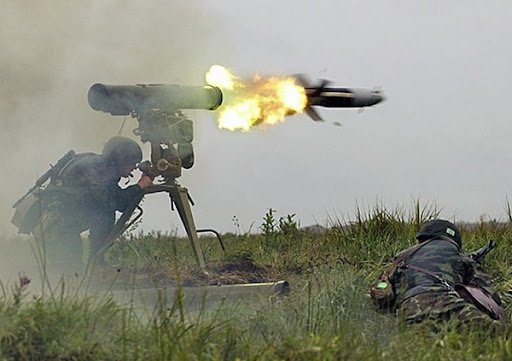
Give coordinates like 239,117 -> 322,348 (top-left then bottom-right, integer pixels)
32,203 -> 86,276
398,289 -> 498,330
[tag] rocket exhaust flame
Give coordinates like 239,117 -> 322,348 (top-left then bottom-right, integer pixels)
205,66 -> 384,130
205,65 -> 307,131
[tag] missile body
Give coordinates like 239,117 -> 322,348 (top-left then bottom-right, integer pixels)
306,87 -> 384,108
293,74 -> 385,120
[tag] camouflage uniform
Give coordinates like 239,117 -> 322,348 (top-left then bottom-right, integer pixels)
385,238 -> 502,327
33,153 -> 142,274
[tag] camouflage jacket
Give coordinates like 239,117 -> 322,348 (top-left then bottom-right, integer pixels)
387,238 -> 501,310
45,153 -> 141,215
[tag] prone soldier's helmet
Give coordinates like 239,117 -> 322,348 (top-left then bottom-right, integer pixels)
102,136 -> 143,167
415,219 -> 461,248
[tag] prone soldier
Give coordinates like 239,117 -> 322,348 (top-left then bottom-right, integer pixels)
371,219 -> 504,329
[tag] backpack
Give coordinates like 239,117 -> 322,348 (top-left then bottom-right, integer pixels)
11,150 -> 77,234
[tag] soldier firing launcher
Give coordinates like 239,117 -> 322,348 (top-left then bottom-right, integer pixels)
88,83 -> 225,272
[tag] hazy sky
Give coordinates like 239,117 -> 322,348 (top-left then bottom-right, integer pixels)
2,1 -> 512,238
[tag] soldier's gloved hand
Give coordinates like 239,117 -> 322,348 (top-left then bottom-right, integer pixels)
137,175 -> 153,189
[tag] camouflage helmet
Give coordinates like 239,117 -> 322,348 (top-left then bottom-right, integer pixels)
102,136 -> 142,166
415,219 -> 461,248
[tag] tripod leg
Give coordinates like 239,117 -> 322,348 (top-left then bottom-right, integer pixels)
106,193 -> 145,244
170,186 -> 207,272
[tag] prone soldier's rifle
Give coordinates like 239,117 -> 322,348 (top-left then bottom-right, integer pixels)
469,240 -> 497,264
461,239 -> 504,320
88,83 -> 225,273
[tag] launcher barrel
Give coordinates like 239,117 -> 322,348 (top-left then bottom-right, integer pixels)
88,83 -> 223,115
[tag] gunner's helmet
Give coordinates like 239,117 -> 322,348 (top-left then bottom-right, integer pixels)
102,136 -> 142,166
415,219 -> 462,248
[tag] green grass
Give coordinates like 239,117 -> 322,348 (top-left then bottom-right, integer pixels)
2,202 -> 512,360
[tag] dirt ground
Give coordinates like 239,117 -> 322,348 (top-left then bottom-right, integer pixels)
89,259 -> 276,291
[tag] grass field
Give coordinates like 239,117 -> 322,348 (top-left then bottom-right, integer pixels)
1,202 -> 512,360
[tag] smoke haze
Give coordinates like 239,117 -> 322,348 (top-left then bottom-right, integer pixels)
0,0 -> 228,277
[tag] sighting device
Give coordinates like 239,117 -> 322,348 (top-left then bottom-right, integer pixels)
88,83 -> 224,272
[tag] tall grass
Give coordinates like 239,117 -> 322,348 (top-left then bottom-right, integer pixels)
1,201 -> 512,360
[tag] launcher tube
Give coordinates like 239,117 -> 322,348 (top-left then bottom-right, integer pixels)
88,83 -> 223,115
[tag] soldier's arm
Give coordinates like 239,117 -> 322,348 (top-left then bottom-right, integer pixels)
110,183 -> 143,211
83,171 -> 142,212
370,259 -> 398,310
110,175 -> 153,211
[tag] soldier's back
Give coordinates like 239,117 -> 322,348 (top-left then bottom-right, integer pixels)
393,239 -> 493,327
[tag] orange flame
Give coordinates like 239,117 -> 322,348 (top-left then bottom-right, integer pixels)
205,65 -> 307,131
